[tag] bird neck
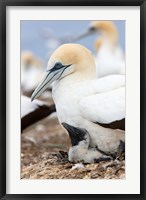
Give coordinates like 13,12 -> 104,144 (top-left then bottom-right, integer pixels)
52,65 -> 96,97
101,29 -> 118,48
64,62 -> 96,84
59,72 -> 96,90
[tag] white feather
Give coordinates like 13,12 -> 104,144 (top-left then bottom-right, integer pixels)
79,87 -> 125,124
21,96 -> 44,118
96,43 -> 125,78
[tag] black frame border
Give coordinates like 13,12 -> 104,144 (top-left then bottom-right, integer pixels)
0,0 -> 145,199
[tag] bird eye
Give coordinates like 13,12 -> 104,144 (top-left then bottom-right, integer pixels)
54,63 -> 63,69
53,62 -> 64,70
89,26 -> 96,32
48,62 -> 71,73
51,62 -> 64,71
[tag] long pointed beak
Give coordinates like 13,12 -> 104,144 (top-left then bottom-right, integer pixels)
73,28 -> 96,41
62,123 -> 87,146
31,68 -> 64,101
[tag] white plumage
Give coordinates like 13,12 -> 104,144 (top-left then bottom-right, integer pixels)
21,95 -> 55,131
80,87 -> 125,124
52,74 -> 125,125
95,42 -> 125,77
21,95 -> 45,118
31,43 -> 125,163
21,51 -> 44,96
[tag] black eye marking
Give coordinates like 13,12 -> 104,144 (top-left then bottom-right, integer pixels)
88,26 -> 96,32
47,62 -> 72,73
51,62 -> 65,72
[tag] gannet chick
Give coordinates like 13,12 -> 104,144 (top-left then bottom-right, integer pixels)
76,21 -> 125,78
62,123 -> 112,163
31,43 -> 125,163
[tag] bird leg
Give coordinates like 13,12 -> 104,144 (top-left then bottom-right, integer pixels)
96,145 -> 110,156
95,146 -> 113,162
116,140 -> 125,159
94,155 -> 113,163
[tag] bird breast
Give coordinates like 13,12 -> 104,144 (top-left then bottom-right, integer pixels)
52,81 -> 86,125
52,80 -> 124,154
96,43 -> 125,77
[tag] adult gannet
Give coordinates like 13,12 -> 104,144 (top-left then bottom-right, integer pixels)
31,44 -> 125,163
76,21 -> 125,78
21,51 -> 44,96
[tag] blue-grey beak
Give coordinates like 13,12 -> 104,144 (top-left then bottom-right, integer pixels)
31,62 -> 71,101
73,27 -> 96,41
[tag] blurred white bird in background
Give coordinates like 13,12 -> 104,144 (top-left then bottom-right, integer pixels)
75,21 -> 125,78
21,95 -> 55,132
21,51 -> 45,96
31,44 -> 125,163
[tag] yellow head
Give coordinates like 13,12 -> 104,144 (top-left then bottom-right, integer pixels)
76,21 -> 118,45
91,21 -> 117,34
21,51 -> 43,68
48,43 -> 95,75
31,43 -> 96,101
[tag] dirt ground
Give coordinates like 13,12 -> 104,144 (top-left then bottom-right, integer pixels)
21,93 -> 125,179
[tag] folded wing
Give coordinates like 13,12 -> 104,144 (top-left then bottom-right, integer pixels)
79,87 -> 125,128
